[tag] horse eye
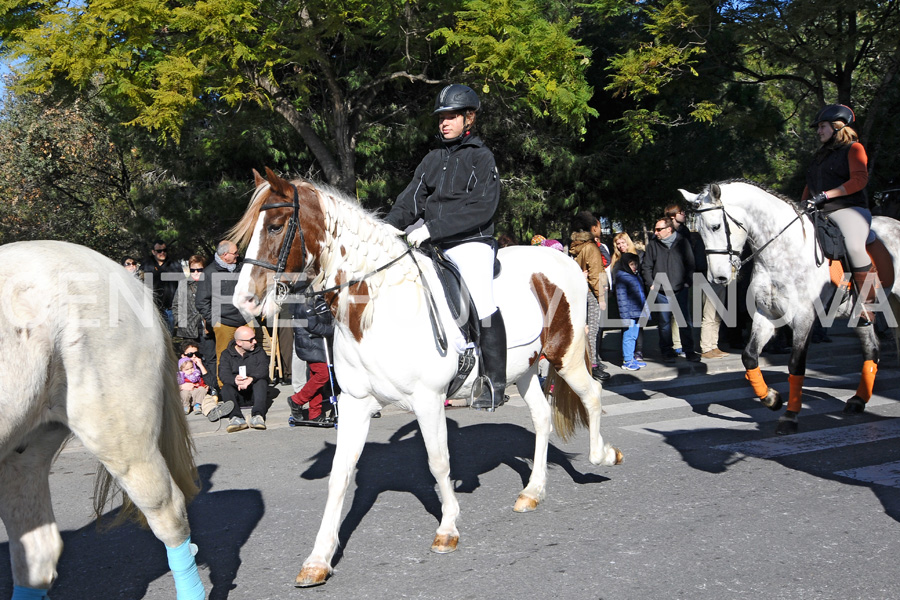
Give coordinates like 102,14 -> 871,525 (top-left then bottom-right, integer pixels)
711,224 -> 721,232
267,224 -> 284,235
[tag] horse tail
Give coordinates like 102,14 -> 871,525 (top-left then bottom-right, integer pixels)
94,343 -> 199,528
546,349 -> 591,443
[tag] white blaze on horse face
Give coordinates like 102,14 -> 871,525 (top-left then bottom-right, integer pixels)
233,212 -> 268,318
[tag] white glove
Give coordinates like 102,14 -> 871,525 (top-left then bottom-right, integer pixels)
407,225 -> 431,248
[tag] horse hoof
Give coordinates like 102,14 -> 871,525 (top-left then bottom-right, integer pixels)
431,533 -> 459,554
843,396 -> 866,414
614,447 -> 624,465
762,387 -> 783,411
775,417 -> 798,436
514,495 -> 539,512
295,564 -> 330,587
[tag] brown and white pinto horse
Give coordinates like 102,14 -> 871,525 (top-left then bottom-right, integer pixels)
230,169 -> 622,586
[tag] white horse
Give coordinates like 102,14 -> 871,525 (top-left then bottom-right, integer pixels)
680,180 -> 900,434
230,168 -> 622,587
0,241 -> 204,599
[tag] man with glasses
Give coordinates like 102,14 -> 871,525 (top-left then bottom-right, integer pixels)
642,217 -> 701,364
218,326 -> 270,432
144,240 -> 181,335
195,240 -> 249,390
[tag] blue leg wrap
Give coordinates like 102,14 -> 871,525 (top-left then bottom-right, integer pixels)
12,586 -> 50,599
165,537 -> 206,600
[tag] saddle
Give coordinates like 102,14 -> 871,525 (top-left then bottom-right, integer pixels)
421,241 -> 502,397
814,214 -> 894,291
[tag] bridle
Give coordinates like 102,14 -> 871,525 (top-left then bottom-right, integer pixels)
694,204 -> 748,274
694,202 -> 806,275
242,183 -> 307,302
241,181 -> 413,304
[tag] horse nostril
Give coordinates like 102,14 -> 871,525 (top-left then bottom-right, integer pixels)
714,276 -> 728,285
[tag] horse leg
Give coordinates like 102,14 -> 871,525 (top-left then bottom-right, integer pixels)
844,325 -> 880,414
296,394 -> 379,587
775,313 -> 814,435
742,314 -> 782,411
0,424 -> 70,598
513,369 -> 552,512
413,397 -> 460,552
69,402 -> 203,599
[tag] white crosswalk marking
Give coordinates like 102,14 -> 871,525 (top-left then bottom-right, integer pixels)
835,460 -> 900,487
714,420 -> 900,458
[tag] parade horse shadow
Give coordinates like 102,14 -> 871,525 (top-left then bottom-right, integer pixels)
299,418 -> 610,568
638,359 -> 900,523
0,464 -> 263,599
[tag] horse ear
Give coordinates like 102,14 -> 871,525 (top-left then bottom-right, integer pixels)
678,188 -> 701,209
252,169 -> 266,189
709,183 -> 722,203
264,167 -> 293,198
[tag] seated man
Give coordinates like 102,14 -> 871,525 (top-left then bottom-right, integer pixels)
218,325 -> 270,432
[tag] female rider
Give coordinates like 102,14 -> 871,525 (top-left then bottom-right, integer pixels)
802,104 -> 876,323
385,84 -> 505,410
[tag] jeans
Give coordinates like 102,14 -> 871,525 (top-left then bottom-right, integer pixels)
657,288 -> 695,355
622,320 -> 640,363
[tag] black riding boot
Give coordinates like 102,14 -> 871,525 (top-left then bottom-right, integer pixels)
471,310 -> 508,410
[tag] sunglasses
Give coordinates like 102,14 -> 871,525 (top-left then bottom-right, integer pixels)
184,351 -> 195,357
238,337 -> 257,343
124,262 -> 136,266
655,227 -> 669,232
153,248 -> 167,253
190,268 -> 203,272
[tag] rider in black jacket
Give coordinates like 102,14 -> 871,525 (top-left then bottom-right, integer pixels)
385,84 -> 506,409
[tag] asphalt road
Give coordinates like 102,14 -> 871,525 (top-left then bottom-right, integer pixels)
3,324 -> 900,599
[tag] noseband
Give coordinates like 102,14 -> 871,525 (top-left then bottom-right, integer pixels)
242,183 -> 307,299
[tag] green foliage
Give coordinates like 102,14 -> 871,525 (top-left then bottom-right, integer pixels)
433,0 -> 598,133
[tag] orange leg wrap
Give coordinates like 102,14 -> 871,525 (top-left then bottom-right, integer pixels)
855,360 -> 877,402
787,374 -> 805,413
745,367 -> 768,399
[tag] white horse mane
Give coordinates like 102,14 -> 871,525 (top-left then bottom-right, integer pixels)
307,183 -> 423,330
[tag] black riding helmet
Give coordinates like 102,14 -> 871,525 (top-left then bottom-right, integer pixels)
433,84 -> 480,114
810,104 -> 855,128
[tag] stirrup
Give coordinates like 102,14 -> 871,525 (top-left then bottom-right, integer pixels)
471,376 -> 499,411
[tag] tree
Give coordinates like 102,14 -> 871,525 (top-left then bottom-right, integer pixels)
1,0 -> 599,194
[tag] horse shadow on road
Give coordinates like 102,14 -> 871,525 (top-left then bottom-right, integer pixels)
643,371 -> 900,523
0,464 -> 262,600
299,418 -> 610,567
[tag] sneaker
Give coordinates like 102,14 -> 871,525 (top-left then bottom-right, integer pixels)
633,360 -> 647,368
634,351 -> 644,361
286,397 -> 306,420
686,352 -> 702,362
674,348 -> 685,357
249,414 -> 267,430
193,403 -> 202,414
208,400 -> 235,423
226,416 -> 248,433
663,352 -> 677,364
622,360 -> 641,371
701,348 -> 728,359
